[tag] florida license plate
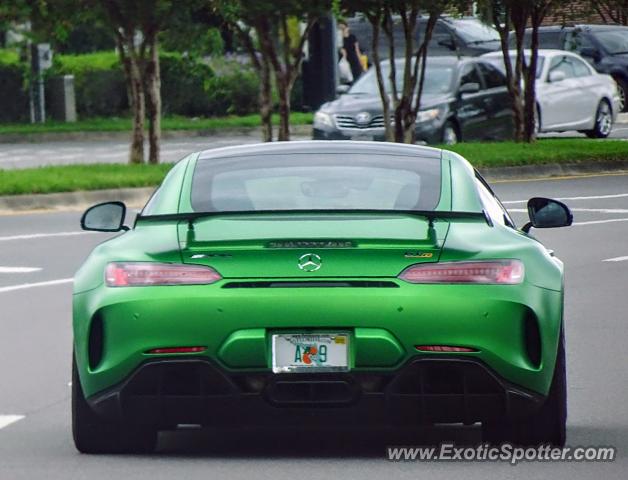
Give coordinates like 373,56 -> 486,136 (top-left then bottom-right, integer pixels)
271,333 -> 349,373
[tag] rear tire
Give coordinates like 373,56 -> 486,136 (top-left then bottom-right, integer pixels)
482,326 -> 567,447
72,352 -> 157,454
585,100 -> 613,139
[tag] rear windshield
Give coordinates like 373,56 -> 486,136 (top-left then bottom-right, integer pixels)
191,153 -> 442,212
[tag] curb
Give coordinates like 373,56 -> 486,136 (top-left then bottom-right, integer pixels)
0,125 -> 312,144
1,161 -> 627,214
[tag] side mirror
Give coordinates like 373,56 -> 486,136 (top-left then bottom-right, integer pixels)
579,47 -> 601,62
81,201 -> 128,232
437,37 -> 456,51
459,82 -> 480,95
548,70 -> 566,83
522,197 -> 573,233
336,84 -> 350,95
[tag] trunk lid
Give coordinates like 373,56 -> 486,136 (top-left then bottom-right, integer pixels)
178,213 -> 449,278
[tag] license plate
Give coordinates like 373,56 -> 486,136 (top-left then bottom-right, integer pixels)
351,135 -> 374,141
271,333 -> 349,373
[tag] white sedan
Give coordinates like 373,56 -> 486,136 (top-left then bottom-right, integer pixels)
482,49 -> 620,138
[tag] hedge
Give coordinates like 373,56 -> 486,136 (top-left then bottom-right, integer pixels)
0,49 -> 29,122
0,48 -> 304,122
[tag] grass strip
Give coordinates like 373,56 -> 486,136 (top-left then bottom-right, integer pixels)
0,113 -> 313,135
1,139 -> 627,196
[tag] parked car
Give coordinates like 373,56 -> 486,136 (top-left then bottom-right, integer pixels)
313,56 -> 513,144
483,49 -> 620,138
348,15 -> 502,58
73,141 -> 572,453
513,25 -> 628,111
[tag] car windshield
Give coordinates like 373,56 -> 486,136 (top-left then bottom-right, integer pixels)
349,62 -> 454,95
593,29 -> 628,54
191,153 -> 442,212
452,19 -> 500,43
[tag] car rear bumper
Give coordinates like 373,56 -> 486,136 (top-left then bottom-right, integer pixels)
73,281 -> 563,400
87,356 -> 545,428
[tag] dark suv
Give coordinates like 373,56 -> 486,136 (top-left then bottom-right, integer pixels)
513,25 -> 628,111
348,16 -> 502,58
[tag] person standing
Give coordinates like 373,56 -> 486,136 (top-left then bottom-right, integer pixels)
338,20 -> 365,83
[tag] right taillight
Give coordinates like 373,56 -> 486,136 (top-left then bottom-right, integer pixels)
398,260 -> 524,285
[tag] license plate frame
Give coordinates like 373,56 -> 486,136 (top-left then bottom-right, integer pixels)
271,333 -> 350,373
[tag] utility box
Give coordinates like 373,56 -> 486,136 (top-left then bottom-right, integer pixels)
47,75 -> 77,122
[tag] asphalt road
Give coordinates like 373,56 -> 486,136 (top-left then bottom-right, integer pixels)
1,126 -> 628,169
1,173 -> 628,479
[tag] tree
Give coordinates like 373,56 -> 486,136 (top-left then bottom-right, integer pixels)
211,0 -> 330,141
99,1 -> 182,164
478,0 -> 565,142
343,1 -> 469,144
589,0 -> 628,25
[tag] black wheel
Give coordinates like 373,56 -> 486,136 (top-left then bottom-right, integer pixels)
614,77 -> 627,113
72,352 -> 157,454
482,326 -> 567,447
585,100 -> 613,139
441,121 -> 459,145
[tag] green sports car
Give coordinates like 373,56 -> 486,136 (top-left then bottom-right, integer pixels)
72,141 -> 572,453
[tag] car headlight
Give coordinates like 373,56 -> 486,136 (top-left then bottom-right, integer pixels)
416,108 -> 440,123
314,111 -> 335,128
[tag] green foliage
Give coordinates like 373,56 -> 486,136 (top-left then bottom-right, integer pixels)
0,48 -> 20,66
159,52 -> 215,115
205,65 -> 259,115
49,51 -> 127,117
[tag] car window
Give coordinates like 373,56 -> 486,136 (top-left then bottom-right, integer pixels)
349,62 -> 455,95
191,153 -> 443,213
477,62 -> 507,88
592,28 -> 628,55
548,55 -> 577,80
571,56 -> 592,76
511,30 -> 563,49
460,63 -> 482,87
475,178 -> 516,228
486,54 -> 545,79
451,18 -> 500,43
563,31 -> 594,53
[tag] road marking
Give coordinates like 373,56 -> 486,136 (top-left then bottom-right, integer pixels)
492,171 -> 628,184
502,193 -> 628,204
0,267 -> 42,273
603,256 -> 628,262
0,415 -> 24,430
0,231 -> 91,242
0,278 -> 73,294
573,218 -> 628,226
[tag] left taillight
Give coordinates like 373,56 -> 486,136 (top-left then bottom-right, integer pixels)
105,262 -> 222,287
398,260 -> 524,285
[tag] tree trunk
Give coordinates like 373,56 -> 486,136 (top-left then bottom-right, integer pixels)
276,77 -> 291,141
368,13 -> 393,142
127,49 -> 145,164
524,16 -> 542,143
259,58 -> 273,142
115,33 -> 144,164
145,32 -> 161,164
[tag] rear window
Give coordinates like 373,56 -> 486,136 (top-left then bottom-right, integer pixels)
191,153 -> 442,212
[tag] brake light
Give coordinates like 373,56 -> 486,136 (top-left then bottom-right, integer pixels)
398,260 -> 524,284
415,345 -> 478,352
105,262 -> 222,287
